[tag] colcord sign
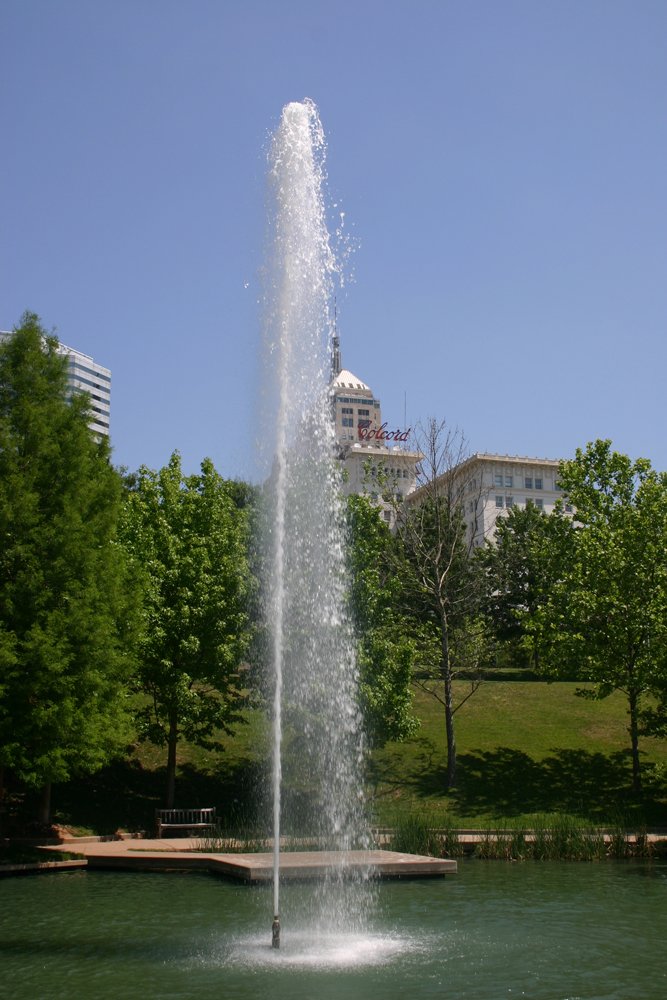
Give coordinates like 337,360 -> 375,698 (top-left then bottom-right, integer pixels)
358,420 -> 411,443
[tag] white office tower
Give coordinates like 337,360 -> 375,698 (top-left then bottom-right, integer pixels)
0,331 -> 111,437
56,342 -> 111,437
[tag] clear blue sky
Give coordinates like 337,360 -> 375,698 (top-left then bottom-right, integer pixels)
3,0 -> 666,479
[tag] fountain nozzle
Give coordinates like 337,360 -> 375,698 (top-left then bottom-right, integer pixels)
272,915 -> 280,949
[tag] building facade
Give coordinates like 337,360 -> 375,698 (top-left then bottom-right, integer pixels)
0,330 -> 111,437
408,452 -> 569,547
331,340 -> 421,525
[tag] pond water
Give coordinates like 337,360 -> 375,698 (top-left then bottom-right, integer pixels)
1,860 -> 665,1000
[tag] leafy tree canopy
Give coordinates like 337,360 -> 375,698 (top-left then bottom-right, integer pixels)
479,502 -> 574,668
0,313 -> 138,792
531,439 -> 667,792
119,451 -> 254,806
345,493 -> 419,746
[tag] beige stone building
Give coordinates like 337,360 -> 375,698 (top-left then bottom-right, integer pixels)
408,452 -> 570,547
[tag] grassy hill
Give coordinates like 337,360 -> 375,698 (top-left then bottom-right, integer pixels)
369,680 -> 667,827
33,679 -> 667,835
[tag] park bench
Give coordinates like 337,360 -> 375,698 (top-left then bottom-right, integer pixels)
155,807 -> 217,838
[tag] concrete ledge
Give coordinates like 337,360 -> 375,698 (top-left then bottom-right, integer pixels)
0,859 -> 88,877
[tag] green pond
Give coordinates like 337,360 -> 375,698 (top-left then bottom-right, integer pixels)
1,860 -> 665,999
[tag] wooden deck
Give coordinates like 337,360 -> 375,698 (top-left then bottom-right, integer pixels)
39,839 -> 456,881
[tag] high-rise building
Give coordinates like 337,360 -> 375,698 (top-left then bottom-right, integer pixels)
0,331 -> 111,437
56,342 -> 111,437
331,336 -> 421,525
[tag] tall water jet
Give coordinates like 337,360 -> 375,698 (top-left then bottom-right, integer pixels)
262,99 -> 369,948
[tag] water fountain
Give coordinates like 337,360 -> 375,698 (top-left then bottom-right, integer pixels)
262,97 -> 371,949
257,97 -> 454,955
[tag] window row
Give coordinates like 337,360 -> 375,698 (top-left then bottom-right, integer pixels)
368,466 -> 411,479
495,496 -> 544,510
336,395 -> 381,406
494,474 -> 544,490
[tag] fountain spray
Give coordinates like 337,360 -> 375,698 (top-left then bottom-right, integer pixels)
263,99 -> 368,950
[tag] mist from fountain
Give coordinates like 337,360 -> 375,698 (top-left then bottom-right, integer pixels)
262,99 -> 371,950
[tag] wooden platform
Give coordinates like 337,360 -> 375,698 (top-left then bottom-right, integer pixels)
39,839 -> 456,881
200,849 -> 457,881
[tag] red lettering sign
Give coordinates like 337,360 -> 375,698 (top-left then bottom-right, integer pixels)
358,421 -> 411,443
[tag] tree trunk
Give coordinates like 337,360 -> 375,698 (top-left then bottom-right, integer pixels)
38,782 -> 52,826
444,666 -> 457,788
628,687 -> 642,795
441,613 -> 457,788
166,715 -> 178,808
0,767 -> 5,836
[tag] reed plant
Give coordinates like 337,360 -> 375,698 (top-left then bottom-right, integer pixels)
470,814 -> 631,860
473,823 -> 529,860
440,822 -> 464,858
195,803 -> 271,854
386,810 -> 463,858
529,813 -> 606,861
389,812 -> 441,857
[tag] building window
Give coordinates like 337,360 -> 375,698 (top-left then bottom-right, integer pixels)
342,417 -> 353,427
495,495 -> 504,508
525,476 -> 533,489
383,510 -> 391,522
506,496 -> 514,508
564,503 -> 573,513
494,474 -> 503,488
357,408 -> 370,416
535,497 -> 544,509
505,475 -> 513,488
535,477 -> 543,490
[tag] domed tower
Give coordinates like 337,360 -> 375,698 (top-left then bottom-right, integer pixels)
330,341 -> 421,525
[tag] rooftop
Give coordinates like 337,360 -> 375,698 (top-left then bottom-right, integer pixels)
332,368 -> 371,392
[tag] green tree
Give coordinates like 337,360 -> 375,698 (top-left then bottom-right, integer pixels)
479,503 -> 573,669
532,440 -> 667,793
120,452 -> 253,807
345,493 -> 418,747
0,314 -> 137,821
396,419 -> 485,788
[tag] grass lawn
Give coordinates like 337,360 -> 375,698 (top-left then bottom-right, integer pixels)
369,680 -> 667,827
27,679 -> 667,836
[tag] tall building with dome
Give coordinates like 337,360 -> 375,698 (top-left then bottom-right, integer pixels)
331,336 -> 421,524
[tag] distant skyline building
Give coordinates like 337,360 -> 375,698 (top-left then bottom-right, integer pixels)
0,330 -> 111,437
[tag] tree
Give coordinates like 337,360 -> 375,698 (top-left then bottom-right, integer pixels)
345,493 -> 419,747
479,503 -> 573,670
0,314 -> 138,822
119,452 -> 253,807
531,440 -> 667,793
396,419 -> 485,788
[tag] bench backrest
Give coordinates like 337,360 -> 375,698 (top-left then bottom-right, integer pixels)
156,808 -> 216,823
